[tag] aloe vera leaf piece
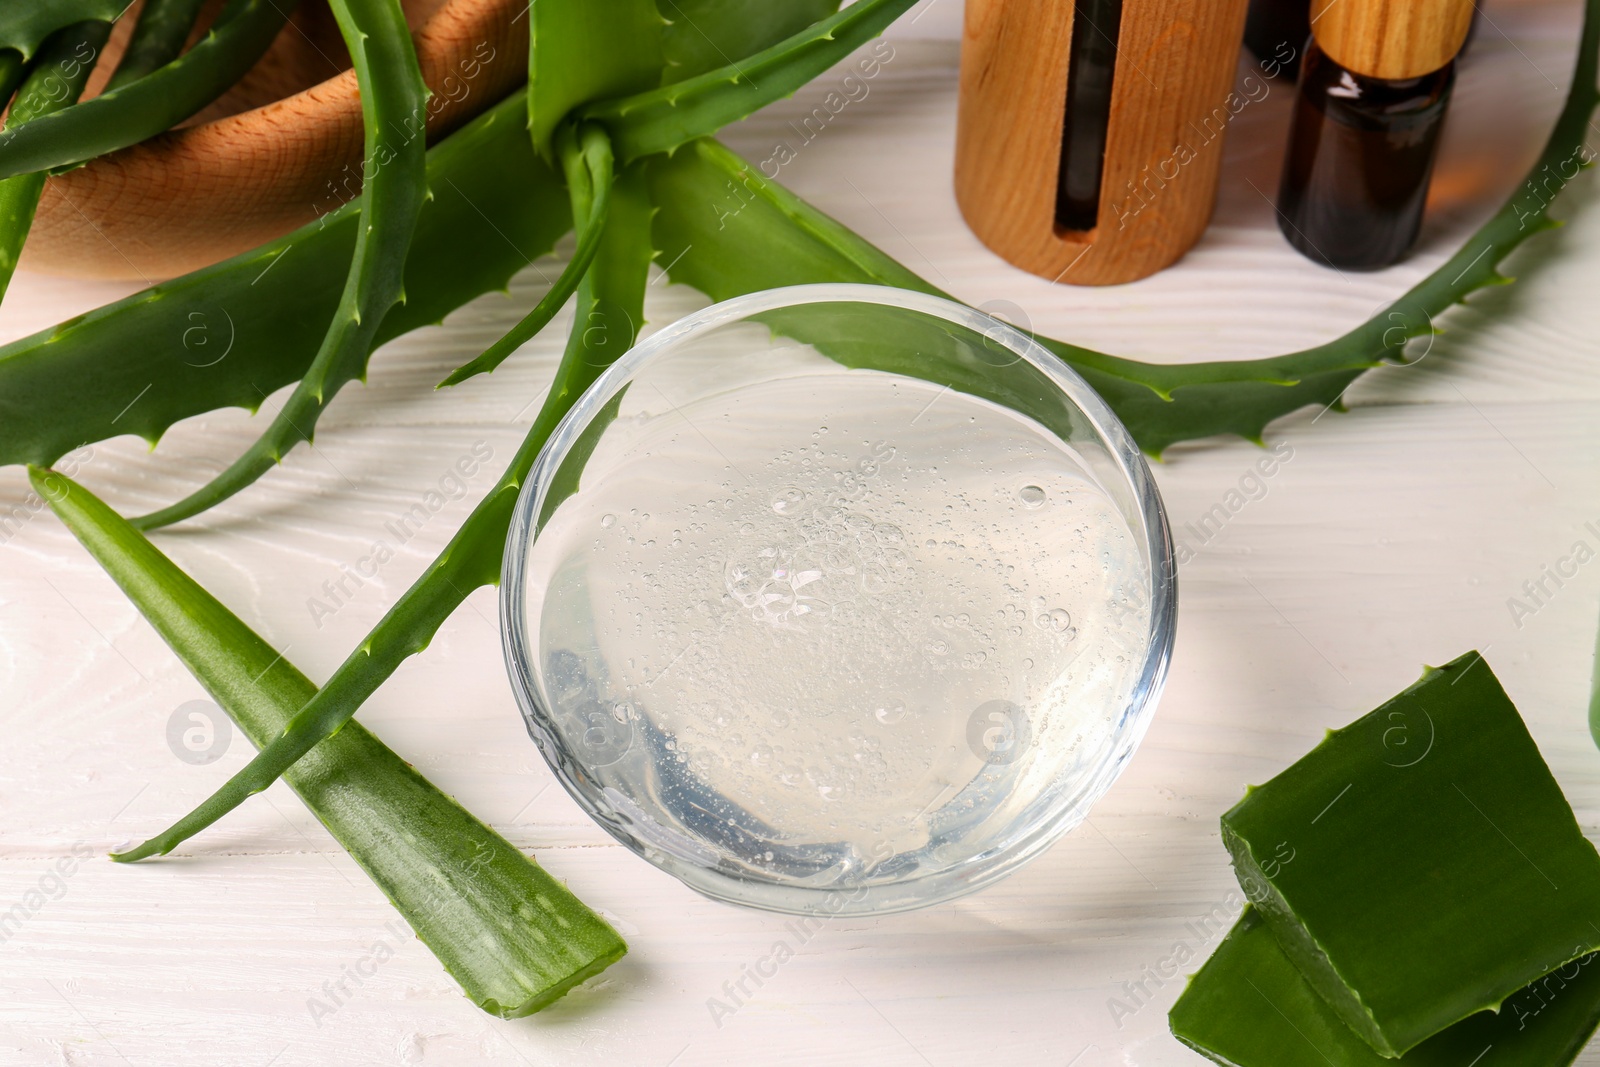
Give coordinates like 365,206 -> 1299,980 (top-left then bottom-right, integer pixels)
0,91 -> 567,471
0,20 -> 111,303
438,123 -> 615,388
0,1 -> 124,60
645,0 -> 1600,462
131,0 -> 426,530
527,0 -> 664,158
0,0 -> 836,470
0,50 -> 26,111
1171,908 -> 1600,1067
0,0 -> 293,179
1222,652 -> 1600,1056
29,466 -> 626,1017
104,0 -> 207,91
113,153 -> 654,862
583,0 -> 916,163
658,0 -> 839,84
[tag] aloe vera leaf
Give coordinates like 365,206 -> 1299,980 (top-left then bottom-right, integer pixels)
0,0 -> 292,180
1171,908 -> 1600,1067
114,151 -> 655,862
0,0 -> 836,470
527,0 -> 664,158
0,91 -> 567,470
131,0 -> 426,530
659,0 -> 840,84
0,50 -> 25,111
584,0 -> 916,164
104,0 -> 207,90
0,20 -> 111,302
646,0 -> 1600,461
0,1 -> 124,60
29,466 -> 626,1017
438,122 -> 615,388
1222,652 -> 1600,1056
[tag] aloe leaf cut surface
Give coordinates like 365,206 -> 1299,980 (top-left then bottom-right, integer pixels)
1222,652 -> 1600,1056
1171,908 -> 1600,1067
30,466 -> 626,1017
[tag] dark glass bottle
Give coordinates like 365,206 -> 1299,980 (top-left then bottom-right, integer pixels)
1244,0 -> 1309,81
1276,39 -> 1455,271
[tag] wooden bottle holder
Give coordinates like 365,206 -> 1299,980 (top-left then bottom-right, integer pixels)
955,0 -> 1253,286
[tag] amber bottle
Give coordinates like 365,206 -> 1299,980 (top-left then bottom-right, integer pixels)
1243,0 -> 1310,80
1275,0 -> 1474,270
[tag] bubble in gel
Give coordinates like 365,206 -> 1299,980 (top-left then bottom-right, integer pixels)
772,486 -> 806,515
1034,607 -> 1073,633
874,699 -> 907,726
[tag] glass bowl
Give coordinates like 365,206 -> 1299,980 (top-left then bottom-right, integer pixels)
501,284 -> 1176,916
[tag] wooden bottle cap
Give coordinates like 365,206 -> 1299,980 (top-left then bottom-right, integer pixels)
1311,0 -> 1474,80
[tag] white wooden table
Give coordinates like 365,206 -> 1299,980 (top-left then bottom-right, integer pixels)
4,2 -> 1600,1063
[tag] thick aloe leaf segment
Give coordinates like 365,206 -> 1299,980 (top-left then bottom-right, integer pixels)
112,158 -> 656,862
1171,908 -> 1600,1067
0,93 -> 568,470
1222,653 -> 1600,1056
0,0 -> 295,180
30,466 -> 626,1017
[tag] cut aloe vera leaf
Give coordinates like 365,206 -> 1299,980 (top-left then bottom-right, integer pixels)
1171,908 -> 1600,1067
31,466 -> 627,1017
1222,652 -> 1600,1056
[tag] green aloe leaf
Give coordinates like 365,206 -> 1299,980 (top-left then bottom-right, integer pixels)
647,44 -> 1593,458
658,0 -> 839,84
132,0 -> 429,530
583,0 -> 915,163
438,122 -> 616,388
1223,652 -> 1600,1056
0,0 -> 835,471
104,0 -> 207,90
0,0 -> 1588,473
0,1 -> 124,59
0,0 -> 295,179
0,92 -> 569,470
527,0 -> 665,157
30,465 -> 626,1017
1171,908 -> 1600,1067
112,147 -> 656,863
0,20 -> 111,302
